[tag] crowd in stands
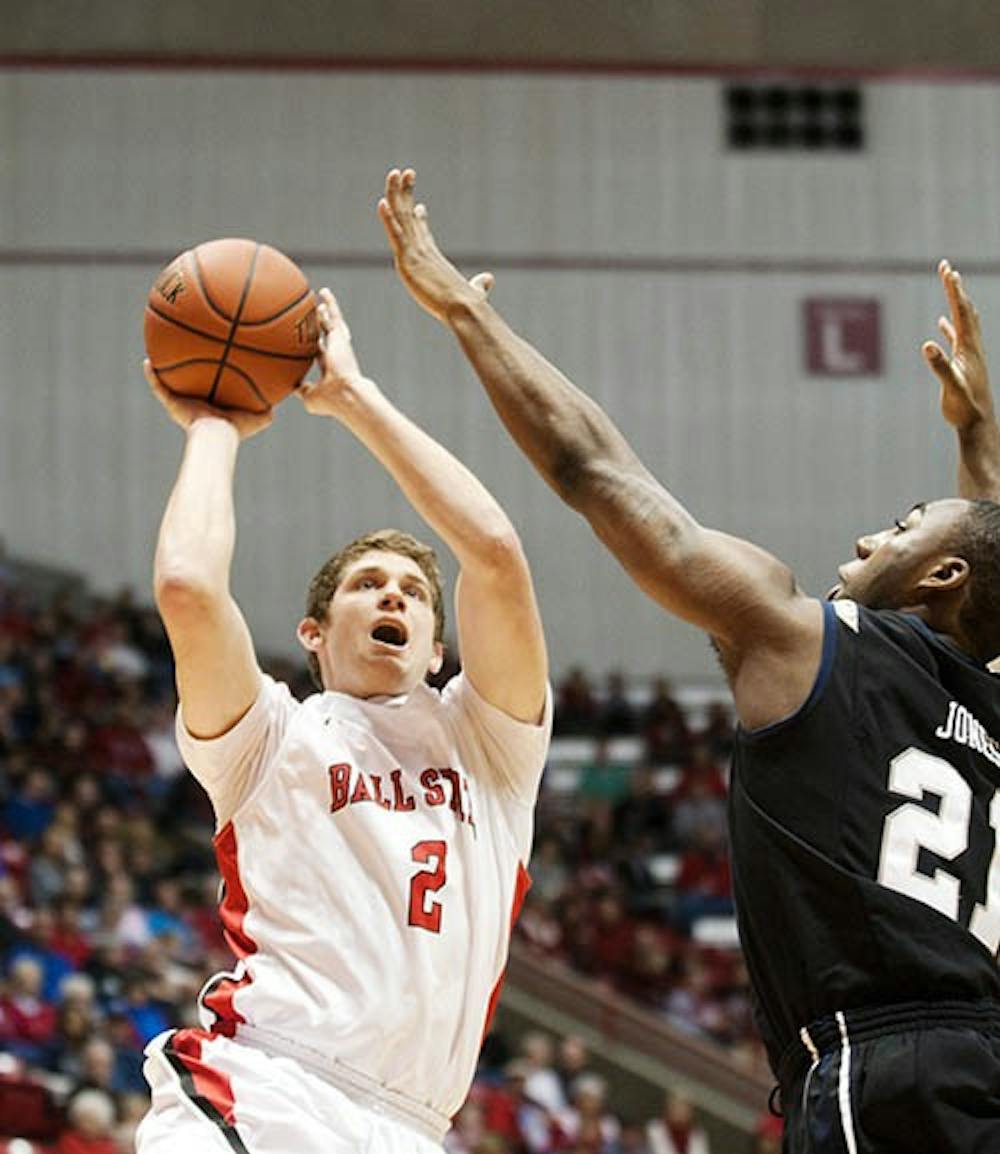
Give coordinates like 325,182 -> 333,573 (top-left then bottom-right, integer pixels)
451,1031 -> 782,1154
519,669 -> 763,1066
0,553 -> 780,1152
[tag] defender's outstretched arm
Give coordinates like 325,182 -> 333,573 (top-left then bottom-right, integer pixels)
380,170 -> 822,729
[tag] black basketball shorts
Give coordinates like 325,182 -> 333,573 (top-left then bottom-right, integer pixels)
776,1000 -> 1000,1154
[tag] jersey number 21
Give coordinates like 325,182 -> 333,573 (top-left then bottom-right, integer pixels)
877,747 -> 1000,955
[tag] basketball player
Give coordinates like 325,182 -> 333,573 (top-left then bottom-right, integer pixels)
380,167 -> 1000,1153
135,285 -> 550,1153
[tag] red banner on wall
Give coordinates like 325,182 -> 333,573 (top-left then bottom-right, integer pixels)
804,298 -> 881,377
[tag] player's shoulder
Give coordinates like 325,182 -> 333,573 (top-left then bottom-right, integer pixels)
834,600 -> 929,649
841,602 -> 991,679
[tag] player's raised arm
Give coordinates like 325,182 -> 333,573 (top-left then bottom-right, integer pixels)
297,290 -> 547,725
922,259 -> 1000,501
379,169 -> 820,729
148,362 -> 269,739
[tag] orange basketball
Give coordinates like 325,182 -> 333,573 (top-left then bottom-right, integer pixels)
144,239 -> 320,412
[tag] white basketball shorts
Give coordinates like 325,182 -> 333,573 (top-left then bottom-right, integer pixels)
135,1029 -> 448,1154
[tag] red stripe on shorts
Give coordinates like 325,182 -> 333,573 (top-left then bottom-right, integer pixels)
162,1029 -> 252,1154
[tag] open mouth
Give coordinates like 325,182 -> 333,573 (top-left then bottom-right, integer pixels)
371,621 -> 408,648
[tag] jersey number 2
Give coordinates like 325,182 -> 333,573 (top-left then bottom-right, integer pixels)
877,747 -> 1000,953
408,839 -> 447,933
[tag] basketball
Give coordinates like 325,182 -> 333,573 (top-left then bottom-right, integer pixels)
144,238 -> 320,412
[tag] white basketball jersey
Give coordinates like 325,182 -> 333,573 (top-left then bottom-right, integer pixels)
176,673 -> 551,1122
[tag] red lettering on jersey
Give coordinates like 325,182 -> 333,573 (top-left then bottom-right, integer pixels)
439,768 -> 465,820
350,773 -> 373,804
390,769 -> 416,812
420,768 -> 446,806
328,763 -> 352,813
370,774 -> 393,810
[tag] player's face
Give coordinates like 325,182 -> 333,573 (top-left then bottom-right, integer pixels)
828,499 -> 969,608
310,549 -> 442,698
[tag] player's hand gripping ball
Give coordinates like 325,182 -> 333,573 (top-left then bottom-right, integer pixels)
144,239 -> 320,413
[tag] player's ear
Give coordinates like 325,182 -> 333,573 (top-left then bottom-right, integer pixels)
296,616 -> 324,654
918,555 -> 970,592
427,640 -> 444,676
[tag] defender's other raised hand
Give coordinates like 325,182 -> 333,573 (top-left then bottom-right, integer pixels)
921,260 -> 1000,501
922,260 -> 994,432
144,359 -> 272,439
378,168 -> 494,324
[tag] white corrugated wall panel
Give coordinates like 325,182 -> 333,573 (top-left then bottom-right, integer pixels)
3,67 -> 1000,679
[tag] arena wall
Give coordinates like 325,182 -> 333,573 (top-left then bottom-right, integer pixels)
5,0 -> 1000,70
3,64 -> 999,677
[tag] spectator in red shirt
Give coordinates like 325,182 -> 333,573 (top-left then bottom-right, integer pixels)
48,900 -> 93,970
477,1062 -> 528,1151
84,699 -> 153,784
0,956 -> 58,1063
645,1090 -> 711,1154
671,742 -> 727,801
577,891 -> 637,988
52,1089 -> 119,1154
673,825 -> 733,932
753,1113 -> 783,1154
446,1096 -> 489,1154
619,925 -> 679,1006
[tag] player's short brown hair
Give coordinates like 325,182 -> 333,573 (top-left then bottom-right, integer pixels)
304,529 -> 445,689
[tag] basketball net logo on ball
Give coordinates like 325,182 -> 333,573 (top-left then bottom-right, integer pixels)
144,239 -> 320,413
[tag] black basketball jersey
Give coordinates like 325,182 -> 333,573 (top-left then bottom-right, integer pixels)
729,599 -> 1000,1070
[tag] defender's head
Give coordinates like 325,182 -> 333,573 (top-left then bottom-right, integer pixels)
298,528 -> 445,697
830,498 -> 1000,661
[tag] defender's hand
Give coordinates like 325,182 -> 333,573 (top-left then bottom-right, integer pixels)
378,167 -> 494,324
144,360 -> 273,439
922,260 -> 995,433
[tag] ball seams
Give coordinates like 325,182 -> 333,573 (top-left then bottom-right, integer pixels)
208,244 -> 260,405
144,303 -> 315,361
189,248 -> 238,324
